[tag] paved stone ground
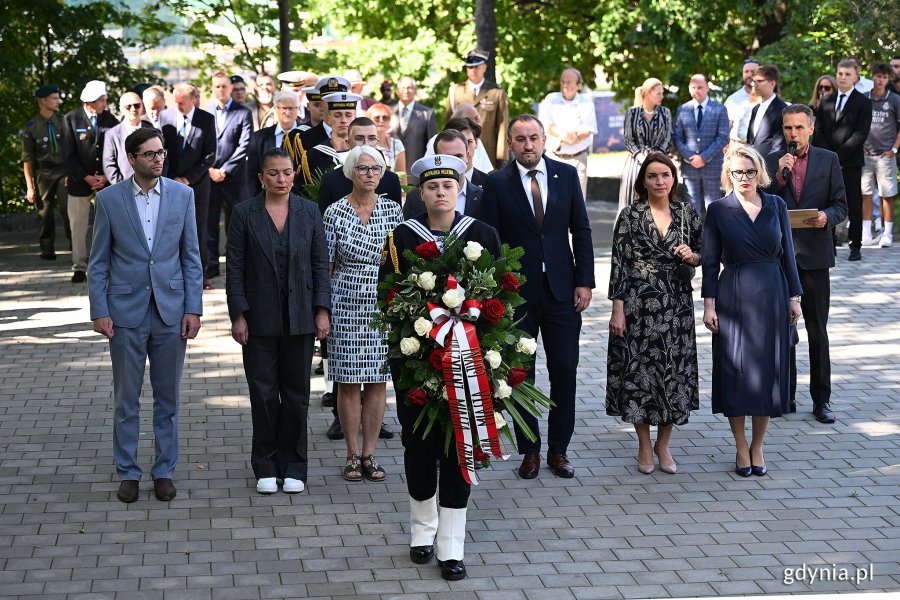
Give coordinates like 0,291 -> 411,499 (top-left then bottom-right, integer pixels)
1,220 -> 899,600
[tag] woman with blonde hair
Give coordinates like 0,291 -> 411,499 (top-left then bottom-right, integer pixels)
618,78 -> 673,209
701,144 -> 802,478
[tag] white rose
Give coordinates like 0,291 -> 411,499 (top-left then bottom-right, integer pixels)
464,241 -> 484,262
516,337 -> 537,355
413,317 -> 432,337
494,411 -> 508,429
494,380 -> 512,399
484,350 -> 502,369
442,288 -> 463,309
441,387 -> 449,400
417,271 -> 436,291
399,337 -> 421,356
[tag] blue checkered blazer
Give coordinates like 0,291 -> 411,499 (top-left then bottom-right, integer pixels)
673,99 -> 730,179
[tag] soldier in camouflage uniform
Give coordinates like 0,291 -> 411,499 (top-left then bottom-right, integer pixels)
22,84 -> 70,260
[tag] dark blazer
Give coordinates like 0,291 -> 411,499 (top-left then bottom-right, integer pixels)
402,181 -> 483,220
299,122 -> 329,150
813,89 -> 872,168
159,108 -> 217,189
102,120 -> 155,184
479,155 -> 595,304
747,96 -> 788,157
207,101 -> 253,182
246,125 -> 307,196
469,167 -> 488,187
764,146 -> 848,270
317,167 -> 402,214
63,108 -> 119,196
225,193 -> 331,337
390,101 -> 437,178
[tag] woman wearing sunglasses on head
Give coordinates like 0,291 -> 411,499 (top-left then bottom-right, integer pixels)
701,144 -> 802,478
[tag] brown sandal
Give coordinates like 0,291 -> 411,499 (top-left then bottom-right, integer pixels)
343,454 -> 362,482
361,454 -> 386,482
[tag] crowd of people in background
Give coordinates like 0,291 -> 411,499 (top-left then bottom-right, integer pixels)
17,48 -> 900,580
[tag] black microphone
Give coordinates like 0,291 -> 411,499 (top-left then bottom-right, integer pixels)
782,141 -> 798,180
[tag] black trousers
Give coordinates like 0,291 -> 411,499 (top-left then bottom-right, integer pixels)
513,275 -> 582,455
207,180 -> 246,273
790,267 -> 831,406
394,366 -> 470,508
35,169 -> 70,254
843,166 -> 863,250
190,179 -> 210,277
243,333 -> 314,480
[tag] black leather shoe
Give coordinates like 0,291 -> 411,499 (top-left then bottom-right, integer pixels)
409,545 -> 434,564
321,392 -> 335,407
40,253 -> 57,261
205,266 -> 220,279
848,248 -> 861,261
438,559 -> 467,580
379,423 -> 394,439
71,270 -> 86,283
326,417 -> 344,440
153,478 -> 177,501
789,400 -> 797,413
116,480 -> 139,503
751,464 -> 768,476
814,403 -> 835,423
315,362 -> 325,375
518,453 -> 540,479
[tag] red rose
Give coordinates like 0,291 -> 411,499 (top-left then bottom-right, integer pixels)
385,288 -> 398,306
407,388 -> 428,406
429,349 -> 444,371
499,273 -> 520,292
482,298 -> 505,323
415,241 -> 441,260
473,446 -> 489,462
507,368 -> 529,388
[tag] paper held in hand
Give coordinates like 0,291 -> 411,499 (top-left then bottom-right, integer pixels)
788,209 -> 820,229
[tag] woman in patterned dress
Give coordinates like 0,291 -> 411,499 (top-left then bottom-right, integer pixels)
607,152 -> 701,475
618,78 -> 673,210
323,145 -> 403,482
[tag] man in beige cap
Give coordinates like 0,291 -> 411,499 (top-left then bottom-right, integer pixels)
63,80 -> 118,283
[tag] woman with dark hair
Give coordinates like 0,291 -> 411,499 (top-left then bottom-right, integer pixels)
808,75 -> 837,111
702,144 -> 802,477
226,148 -> 331,494
607,151 -> 701,474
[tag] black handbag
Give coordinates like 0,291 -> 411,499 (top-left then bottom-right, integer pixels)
674,205 -> 696,284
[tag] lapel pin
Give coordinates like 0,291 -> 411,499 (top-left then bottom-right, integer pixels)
553,174 -> 559,179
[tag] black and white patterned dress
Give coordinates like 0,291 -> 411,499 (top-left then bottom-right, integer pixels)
618,107 -> 673,209
323,195 -> 402,383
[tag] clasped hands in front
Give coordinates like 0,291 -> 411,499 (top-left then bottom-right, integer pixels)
230,309 -> 330,345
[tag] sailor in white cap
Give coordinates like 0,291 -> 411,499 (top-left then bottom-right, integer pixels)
303,89 -> 362,182
63,80 -> 119,282
385,153 -> 501,581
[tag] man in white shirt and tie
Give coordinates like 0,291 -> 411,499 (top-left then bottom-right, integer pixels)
391,77 -> 437,184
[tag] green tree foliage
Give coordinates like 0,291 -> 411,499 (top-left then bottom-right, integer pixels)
0,0 -> 169,213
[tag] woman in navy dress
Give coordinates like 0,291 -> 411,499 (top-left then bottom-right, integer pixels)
701,144 -> 802,477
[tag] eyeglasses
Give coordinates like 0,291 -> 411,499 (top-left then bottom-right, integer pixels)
124,103 -> 142,110
276,105 -> 298,111
817,85 -> 833,91
355,165 -> 383,176
371,115 -> 390,121
752,79 -> 770,86
134,149 -> 167,161
730,169 -> 758,180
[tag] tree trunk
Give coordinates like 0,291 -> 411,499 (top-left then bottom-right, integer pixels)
278,0 -> 291,72
475,0 -> 497,81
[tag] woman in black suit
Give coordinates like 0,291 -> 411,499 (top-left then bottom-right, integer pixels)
226,148 -> 331,495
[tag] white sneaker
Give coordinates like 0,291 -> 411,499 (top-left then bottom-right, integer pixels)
256,477 -> 277,494
862,231 -> 875,246
283,478 -> 305,493
879,232 -> 893,247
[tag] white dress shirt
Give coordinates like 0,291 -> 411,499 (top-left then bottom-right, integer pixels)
468,79 -> 484,97
724,86 -> 752,140
751,95 -> 776,137
456,184 -> 467,215
537,92 -> 598,155
179,107 -> 195,139
214,99 -> 233,133
132,178 -> 161,252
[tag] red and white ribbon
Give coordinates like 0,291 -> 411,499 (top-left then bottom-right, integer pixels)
428,274 -> 508,485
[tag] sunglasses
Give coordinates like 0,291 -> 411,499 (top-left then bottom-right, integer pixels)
817,85 -> 833,91
371,115 -> 391,121
124,103 -> 142,109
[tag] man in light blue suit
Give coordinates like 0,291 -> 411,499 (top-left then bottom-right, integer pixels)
88,128 -> 204,504
674,74 -> 730,213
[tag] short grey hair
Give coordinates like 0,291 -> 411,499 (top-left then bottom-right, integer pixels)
343,145 -> 387,180
782,103 -> 814,124
273,90 -> 299,106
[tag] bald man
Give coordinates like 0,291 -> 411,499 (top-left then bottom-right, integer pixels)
103,92 -> 155,184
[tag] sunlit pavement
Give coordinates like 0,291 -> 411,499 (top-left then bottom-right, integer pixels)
1,222 -> 898,599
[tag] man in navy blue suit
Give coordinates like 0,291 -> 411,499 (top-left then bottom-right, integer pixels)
479,114 -> 595,479
206,72 -> 253,279
673,74 -> 729,214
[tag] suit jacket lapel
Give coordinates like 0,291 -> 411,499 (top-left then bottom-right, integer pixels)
288,195 -> 302,259
543,158 -> 559,225
121,179 -> 151,255
249,198 -> 277,273
151,178 -> 173,257
464,181 -> 482,216
505,162 -> 537,231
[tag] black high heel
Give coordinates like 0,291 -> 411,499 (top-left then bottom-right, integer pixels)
750,447 -> 767,476
735,452 -> 751,477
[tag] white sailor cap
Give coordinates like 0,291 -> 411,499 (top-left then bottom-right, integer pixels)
322,91 -> 362,110
410,154 -> 467,183
80,80 -> 108,102
315,76 -> 351,95
302,86 -> 322,102
277,71 -> 318,87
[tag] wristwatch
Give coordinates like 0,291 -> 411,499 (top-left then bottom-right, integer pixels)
790,296 -> 801,303
892,147 -> 898,155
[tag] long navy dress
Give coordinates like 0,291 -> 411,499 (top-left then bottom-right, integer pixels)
701,192 -> 802,417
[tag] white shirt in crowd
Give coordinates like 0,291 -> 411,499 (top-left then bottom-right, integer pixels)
537,92 -> 598,155
132,178 -> 161,253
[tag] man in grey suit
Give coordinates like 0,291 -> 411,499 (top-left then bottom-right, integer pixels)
673,74 -> 730,213
206,71 -> 253,279
88,128 -> 204,503
103,91 -> 154,184
391,77 -> 437,184
403,129 -> 483,219
764,104 -> 848,425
